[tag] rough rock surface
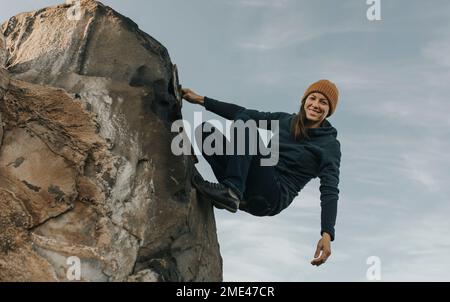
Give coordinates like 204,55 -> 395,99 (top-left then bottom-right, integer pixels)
0,0 -> 222,281
0,30 -> 6,68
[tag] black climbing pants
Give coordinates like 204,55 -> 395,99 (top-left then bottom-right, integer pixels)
195,112 -> 282,216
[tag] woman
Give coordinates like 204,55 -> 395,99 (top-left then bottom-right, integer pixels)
182,79 -> 341,267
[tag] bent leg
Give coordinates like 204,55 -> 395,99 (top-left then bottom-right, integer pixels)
221,111 -> 263,200
241,155 -> 282,216
195,122 -> 230,182
194,115 -> 277,207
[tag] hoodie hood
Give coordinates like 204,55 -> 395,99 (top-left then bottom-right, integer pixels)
289,114 -> 338,139
307,119 -> 338,138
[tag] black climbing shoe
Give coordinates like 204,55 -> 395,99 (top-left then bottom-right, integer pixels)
191,169 -> 224,209
191,171 -> 240,213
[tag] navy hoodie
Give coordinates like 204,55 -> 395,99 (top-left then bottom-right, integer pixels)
203,97 -> 341,241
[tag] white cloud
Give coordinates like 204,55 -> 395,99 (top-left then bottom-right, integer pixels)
317,59 -> 450,129
315,60 -> 385,92
236,25 -> 312,51
232,0 -> 380,53
215,205 -> 326,281
344,133 -> 450,193
237,24 -> 376,52
373,95 -> 450,128
228,0 -> 291,8
398,147 -> 450,194
423,40 -> 450,67
367,204 -> 450,281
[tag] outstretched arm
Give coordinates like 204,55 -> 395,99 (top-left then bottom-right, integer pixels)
318,142 -> 341,242
182,88 -> 244,119
182,88 -> 249,120
311,142 -> 341,266
182,88 -> 286,129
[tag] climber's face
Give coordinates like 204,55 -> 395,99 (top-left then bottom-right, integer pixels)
304,92 -> 330,125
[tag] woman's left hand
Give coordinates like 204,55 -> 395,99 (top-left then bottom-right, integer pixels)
311,233 -> 332,266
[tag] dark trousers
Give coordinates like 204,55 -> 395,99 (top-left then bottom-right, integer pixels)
195,112 -> 282,216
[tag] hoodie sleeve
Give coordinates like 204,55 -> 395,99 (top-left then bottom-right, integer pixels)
318,141 -> 341,241
204,96 -> 245,119
204,96 -> 285,130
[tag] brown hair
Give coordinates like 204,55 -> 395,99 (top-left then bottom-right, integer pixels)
291,97 -> 310,141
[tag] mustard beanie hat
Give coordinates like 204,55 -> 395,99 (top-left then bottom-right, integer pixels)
302,79 -> 339,117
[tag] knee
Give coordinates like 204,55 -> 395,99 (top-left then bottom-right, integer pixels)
240,195 -> 274,217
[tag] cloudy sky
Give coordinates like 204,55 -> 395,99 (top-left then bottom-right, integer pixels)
2,0 -> 450,281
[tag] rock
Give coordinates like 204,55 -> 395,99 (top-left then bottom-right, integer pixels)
0,30 -> 6,68
0,0 -> 222,281
0,110 -> 2,147
126,269 -> 160,282
0,31 -> 7,146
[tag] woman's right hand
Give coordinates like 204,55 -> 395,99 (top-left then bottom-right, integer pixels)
182,88 -> 204,105
311,233 -> 332,267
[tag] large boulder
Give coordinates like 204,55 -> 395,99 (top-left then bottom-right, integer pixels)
0,0 -> 222,281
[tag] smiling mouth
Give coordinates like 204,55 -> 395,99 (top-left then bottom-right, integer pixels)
308,109 -> 321,115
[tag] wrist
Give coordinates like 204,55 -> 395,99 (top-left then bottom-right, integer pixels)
198,96 -> 205,105
322,232 -> 332,241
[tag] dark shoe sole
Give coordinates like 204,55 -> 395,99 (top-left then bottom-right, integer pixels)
191,171 -> 238,213
196,188 -> 238,213
210,198 -> 237,213
204,186 -> 239,213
